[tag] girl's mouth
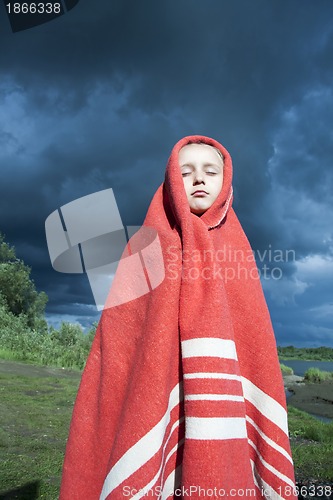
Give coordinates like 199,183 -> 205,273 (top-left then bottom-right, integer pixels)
192,190 -> 208,197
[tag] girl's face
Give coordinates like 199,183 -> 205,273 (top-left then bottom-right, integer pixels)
179,143 -> 224,215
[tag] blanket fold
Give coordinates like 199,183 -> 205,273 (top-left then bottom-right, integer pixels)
60,135 -> 297,500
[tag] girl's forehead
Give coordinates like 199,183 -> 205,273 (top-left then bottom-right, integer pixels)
179,143 -> 223,165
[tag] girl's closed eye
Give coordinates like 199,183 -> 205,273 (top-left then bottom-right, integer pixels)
181,168 -> 192,177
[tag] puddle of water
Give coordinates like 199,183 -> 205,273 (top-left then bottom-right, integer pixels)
306,412 -> 332,424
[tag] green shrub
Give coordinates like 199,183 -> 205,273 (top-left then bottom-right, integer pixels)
0,303 -> 96,370
50,322 -> 84,347
304,367 -> 333,383
280,363 -> 294,375
0,234 -> 97,370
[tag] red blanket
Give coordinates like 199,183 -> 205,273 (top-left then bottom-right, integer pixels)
60,136 -> 297,499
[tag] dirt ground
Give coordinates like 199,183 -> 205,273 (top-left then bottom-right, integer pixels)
1,360 -> 331,419
0,358 -> 82,380
287,381 -> 333,419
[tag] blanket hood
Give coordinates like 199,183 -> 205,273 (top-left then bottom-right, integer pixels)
164,135 -> 233,230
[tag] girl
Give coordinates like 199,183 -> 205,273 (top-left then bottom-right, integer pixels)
60,135 -> 297,499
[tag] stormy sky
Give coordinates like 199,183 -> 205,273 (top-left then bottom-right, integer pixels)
1,0 -> 332,347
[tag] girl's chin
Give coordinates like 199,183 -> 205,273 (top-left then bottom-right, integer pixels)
190,204 -> 210,215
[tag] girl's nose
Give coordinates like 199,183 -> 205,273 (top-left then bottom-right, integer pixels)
193,171 -> 204,184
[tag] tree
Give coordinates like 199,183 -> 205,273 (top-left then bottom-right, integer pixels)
0,233 -> 48,329
0,236 -> 16,262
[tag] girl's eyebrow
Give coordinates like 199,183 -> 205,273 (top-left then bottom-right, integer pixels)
180,162 -> 220,167
180,163 -> 222,170
180,163 -> 194,168
203,163 -> 221,169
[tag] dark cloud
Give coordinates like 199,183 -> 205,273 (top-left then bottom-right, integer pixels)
1,0 -> 333,345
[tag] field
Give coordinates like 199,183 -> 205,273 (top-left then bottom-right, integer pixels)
288,406 -> 333,485
0,360 -> 80,499
0,359 -> 332,499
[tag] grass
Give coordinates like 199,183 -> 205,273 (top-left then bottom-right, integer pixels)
280,363 -> 294,375
304,367 -> 333,383
278,346 -> 333,361
0,347 -> 21,361
288,405 -> 333,482
1,361 -> 332,499
0,368 -> 80,499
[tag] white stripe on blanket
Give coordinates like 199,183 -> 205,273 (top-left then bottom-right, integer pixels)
184,372 -> 241,381
185,416 -> 247,440
241,377 -> 289,436
161,464 -> 182,500
159,437 -> 184,498
248,440 -> 295,488
185,394 -> 244,402
132,436 -> 185,500
181,338 -> 238,359
246,416 -> 293,464
99,382 -> 183,500
250,460 -> 284,500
